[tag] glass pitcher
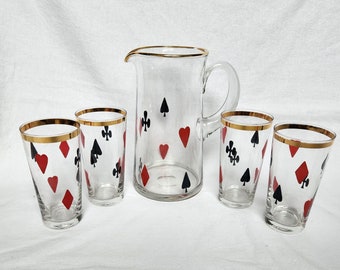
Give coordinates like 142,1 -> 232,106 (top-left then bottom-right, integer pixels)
125,46 -> 240,201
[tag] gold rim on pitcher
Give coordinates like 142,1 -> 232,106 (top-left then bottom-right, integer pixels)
75,107 -> 127,126
274,123 -> 336,149
221,111 -> 274,131
125,45 -> 208,62
19,118 -> 80,143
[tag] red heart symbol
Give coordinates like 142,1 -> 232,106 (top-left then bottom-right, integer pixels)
35,154 -> 48,174
289,144 -> 299,158
303,199 -> 314,218
221,127 -> 227,144
48,176 -> 58,193
159,144 -> 169,159
179,126 -> 190,148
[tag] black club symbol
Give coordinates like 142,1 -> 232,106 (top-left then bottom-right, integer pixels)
141,111 -> 151,132
74,148 -> 81,167
102,126 -> 112,141
226,140 -> 240,166
113,161 -> 122,178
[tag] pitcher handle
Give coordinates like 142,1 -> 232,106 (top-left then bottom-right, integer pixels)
201,62 -> 240,139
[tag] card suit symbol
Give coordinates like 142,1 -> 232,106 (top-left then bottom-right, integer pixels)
141,111 -> 151,132
80,130 -> 85,148
35,154 -> 48,174
182,172 -> 191,193
159,144 -> 169,159
160,97 -> 169,117
62,189 -> 74,210
219,165 -> 223,183
303,199 -> 314,218
179,126 -> 190,148
221,127 -> 227,144
30,142 -> 38,160
74,148 -> 81,167
295,161 -> 309,188
262,140 -> 268,159
90,139 -> 102,167
273,184 -> 282,204
112,158 -> 122,178
59,141 -> 70,158
85,170 -> 91,187
102,126 -> 112,141
48,176 -> 58,193
251,130 -> 259,147
289,144 -> 299,158
226,140 -> 239,165
240,168 -> 250,186
141,165 -> 149,186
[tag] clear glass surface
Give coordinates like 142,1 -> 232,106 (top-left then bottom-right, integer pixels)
126,46 -> 240,201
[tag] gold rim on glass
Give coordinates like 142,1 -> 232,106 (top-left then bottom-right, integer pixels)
19,118 -> 80,143
274,123 -> 336,149
221,111 -> 274,131
125,45 -> 208,62
75,107 -> 127,126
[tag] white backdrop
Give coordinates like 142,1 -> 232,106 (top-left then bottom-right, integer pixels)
1,1 -> 340,269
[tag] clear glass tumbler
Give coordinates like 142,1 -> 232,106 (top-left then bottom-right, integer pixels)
75,107 -> 127,206
219,110 -> 273,208
265,123 -> 336,233
20,119 -> 82,229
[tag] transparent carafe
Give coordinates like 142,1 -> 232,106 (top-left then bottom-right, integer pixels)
125,46 -> 240,201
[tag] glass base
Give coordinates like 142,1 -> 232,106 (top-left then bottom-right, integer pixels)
42,212 -> 82,230
265,206 -> 305,234
88,185 -> 123,206
218,187 -> 254,208
134,163 -> 202,202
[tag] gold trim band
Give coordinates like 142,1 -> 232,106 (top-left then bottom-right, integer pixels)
19,118 -> 80,143
274,123 -> 336,149
221,111 -> 274,131
75,107 -> 127,126
125,45 -> 208,62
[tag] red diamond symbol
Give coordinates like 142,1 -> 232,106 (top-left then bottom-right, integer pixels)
141,165 -> 149,186
59,141 -> 70,158
62,189 -> 74,210
295,161 -> 309,184
289,143 -> 299,157
303,199 -> 314,218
